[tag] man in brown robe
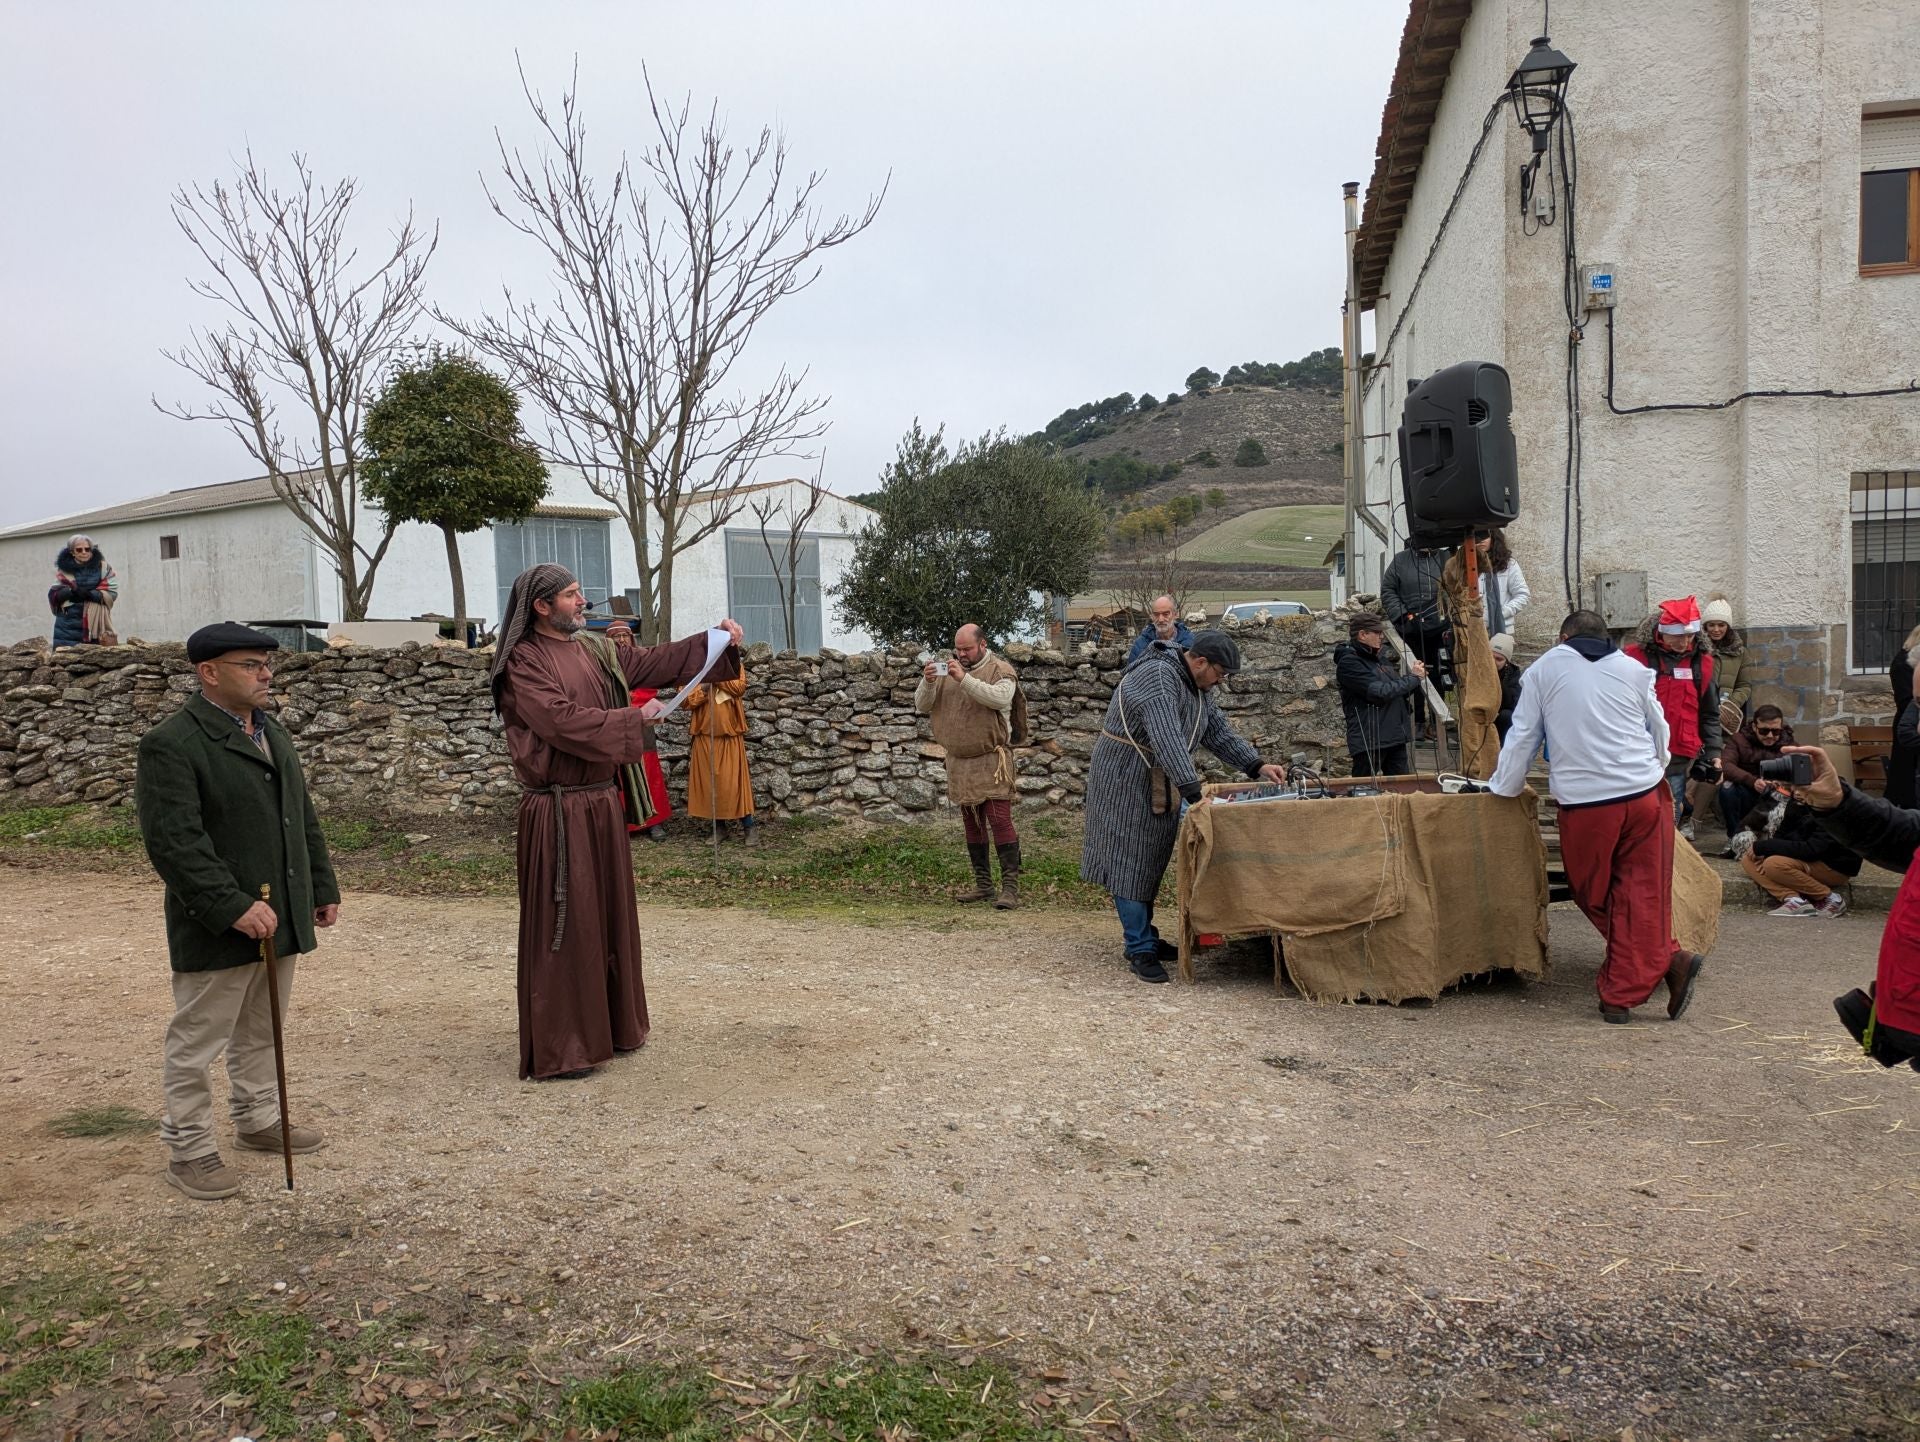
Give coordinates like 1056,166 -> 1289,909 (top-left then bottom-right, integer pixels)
490,564 -> 742,1079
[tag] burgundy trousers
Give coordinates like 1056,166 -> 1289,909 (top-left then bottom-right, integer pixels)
1558,785 -> 1681,1008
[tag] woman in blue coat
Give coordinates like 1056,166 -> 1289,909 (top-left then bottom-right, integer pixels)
48,534 -> 118,647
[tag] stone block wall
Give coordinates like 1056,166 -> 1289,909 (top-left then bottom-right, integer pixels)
1740,623 -> 1896,745
0,619 -> 1352,821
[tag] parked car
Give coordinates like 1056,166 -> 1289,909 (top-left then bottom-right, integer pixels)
1221,600 -> 1310,622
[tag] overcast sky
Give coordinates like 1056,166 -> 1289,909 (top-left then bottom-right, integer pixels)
0,1 -> 1406,531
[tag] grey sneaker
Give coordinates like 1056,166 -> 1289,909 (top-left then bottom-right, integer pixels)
237,1121 -> 325,1154
1817,892 -> 1848,919
166,1152 -> 242,1200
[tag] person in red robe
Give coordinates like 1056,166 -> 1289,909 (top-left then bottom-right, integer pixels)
489,565 -> 741,1079
611,627 -> 672,843
1785,745 -> 1920,1071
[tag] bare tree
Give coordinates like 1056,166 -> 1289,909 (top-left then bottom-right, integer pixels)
452,63 -> 885,643
748,469 -> 831,653
1108,541 -> 1217,624
157,152 -> 437,621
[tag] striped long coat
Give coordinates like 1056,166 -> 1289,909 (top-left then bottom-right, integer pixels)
1080,646 -> 1265,903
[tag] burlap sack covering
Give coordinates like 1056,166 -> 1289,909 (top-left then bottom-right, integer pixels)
1671,836 -> 1722,959
1178,789 -> 1550,1001
1441,549 -> 1501,780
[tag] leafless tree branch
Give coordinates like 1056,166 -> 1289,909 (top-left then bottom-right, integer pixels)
446,59 -> 885,643
155,151 -> 437,619
749,464 -> 831,651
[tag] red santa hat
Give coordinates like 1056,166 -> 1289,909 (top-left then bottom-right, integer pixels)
1656,596 -> 1703,635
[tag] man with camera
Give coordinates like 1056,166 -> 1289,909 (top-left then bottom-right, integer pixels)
917,624 -> 1023,907
1718,704 -> 1794,848
1486,610 -> 1704,1024
1779,746 -> 1920,1070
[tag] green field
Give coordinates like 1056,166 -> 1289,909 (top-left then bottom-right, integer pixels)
1176,503 -> 1343,566
1075,587 -> 1331,615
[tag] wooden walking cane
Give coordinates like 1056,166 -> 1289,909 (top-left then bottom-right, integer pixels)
257,884 -> 295,1190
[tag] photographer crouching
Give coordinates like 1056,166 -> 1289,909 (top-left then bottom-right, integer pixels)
1779,745 -> 1920,1070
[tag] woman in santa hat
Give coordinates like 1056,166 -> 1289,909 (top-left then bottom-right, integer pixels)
1623,596 -> 1724,842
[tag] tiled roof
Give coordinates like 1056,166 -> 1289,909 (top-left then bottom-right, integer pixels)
1354,0 -> 1475,308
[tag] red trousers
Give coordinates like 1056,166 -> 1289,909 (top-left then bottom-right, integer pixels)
1558,785 -> 1681,1008
961,799 -> 1017,845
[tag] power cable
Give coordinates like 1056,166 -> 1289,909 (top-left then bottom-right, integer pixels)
1603,309 -> 1920,413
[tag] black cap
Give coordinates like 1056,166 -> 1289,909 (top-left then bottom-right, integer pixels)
1187,630 -> 1242,675
186,622 -> 280,664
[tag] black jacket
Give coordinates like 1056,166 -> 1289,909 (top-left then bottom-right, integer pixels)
1750,798 -> 1863,877
1814,783 -> 1920,875
1380,548 -> 1447,631
1334,638 -> 1420,756
1495,662 -> 1523,738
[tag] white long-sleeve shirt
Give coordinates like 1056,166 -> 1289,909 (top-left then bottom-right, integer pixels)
914,662 -> 1015,717
1487,640 -> 1670,806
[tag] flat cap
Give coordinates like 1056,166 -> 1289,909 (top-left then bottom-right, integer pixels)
186,622 -> 280,664
1186,630 -> 1242,675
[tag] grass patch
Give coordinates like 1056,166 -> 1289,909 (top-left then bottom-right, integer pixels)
567,1363 -> 722,1436
1175,502 -> 1343,567
0,803 -> 141,850
219,1311 -> 323,1436
46,1104 -> 157,1139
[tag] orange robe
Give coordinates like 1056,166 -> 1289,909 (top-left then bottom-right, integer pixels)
684,670 -> 755,820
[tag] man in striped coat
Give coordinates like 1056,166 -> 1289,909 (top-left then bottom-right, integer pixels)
1081,632 -> 1287,982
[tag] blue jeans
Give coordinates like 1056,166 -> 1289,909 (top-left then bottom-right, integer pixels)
1665,760 -> 1689,821
1113,897 -> 1163,957
1719,782 -> 1760,835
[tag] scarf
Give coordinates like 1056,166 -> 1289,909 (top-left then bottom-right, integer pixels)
1484,565 -> 1506,639
489,563 -> 576,709
579,632 -> 651,830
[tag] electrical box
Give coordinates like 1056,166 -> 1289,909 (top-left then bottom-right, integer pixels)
1580,263 -> 1619,310
1596,570 -> 1647,630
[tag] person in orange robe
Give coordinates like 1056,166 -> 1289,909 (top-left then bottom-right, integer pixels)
683,668 -> 757,843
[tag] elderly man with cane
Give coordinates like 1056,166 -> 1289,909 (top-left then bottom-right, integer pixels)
1082,631 -> 1288,982
135,623 -> 340,1200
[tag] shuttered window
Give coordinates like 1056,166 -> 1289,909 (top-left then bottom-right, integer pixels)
1861,112 -> 1920,274
492,517 -> 614,626
1851,472 -> 1920,670
725,530 -> 822,653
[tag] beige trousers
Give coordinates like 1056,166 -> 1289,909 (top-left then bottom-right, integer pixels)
160,957 -> 295,1161
1740,852 -> 1849,903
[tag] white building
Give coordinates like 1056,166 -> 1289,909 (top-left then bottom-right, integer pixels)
1347,0 -> 1920,724
0,468 -> 878,653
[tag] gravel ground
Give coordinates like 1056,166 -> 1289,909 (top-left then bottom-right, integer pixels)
4,867 -> 1919,1439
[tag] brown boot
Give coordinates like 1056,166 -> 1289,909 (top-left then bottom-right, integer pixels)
166,1152 -> 242,1200
1665,951 -> 1704,1019
237,1121 -> 326,1155
954,842 -> 995,902
993,841 -> 1022,909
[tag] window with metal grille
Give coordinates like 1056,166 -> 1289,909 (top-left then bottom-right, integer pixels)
725,530 -> 822,653
1850,471 -> 1920,670
492,517 -> 614,627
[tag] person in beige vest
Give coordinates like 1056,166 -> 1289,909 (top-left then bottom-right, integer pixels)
916,623 -> 1022,907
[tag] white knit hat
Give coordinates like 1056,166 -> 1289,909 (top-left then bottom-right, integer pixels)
1490,632 -> 1515,661
1701,594 -> 1734,626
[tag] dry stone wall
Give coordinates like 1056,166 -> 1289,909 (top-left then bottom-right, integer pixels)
0,621 -> 1351,821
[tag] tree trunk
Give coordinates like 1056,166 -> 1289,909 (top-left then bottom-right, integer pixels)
337,544 -> 367,622
439,522 -> 468,629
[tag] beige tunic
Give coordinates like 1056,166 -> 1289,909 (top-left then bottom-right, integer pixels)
916,653 -> 1018,805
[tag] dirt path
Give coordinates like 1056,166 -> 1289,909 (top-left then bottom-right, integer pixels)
4,867 -> 1918,1438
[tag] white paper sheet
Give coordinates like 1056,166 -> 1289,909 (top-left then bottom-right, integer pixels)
653,628 -> 733,719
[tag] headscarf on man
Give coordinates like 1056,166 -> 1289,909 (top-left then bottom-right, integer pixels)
489,563 -> 577,709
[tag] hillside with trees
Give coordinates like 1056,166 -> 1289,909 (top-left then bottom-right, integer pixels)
1018,350 -> 1348,605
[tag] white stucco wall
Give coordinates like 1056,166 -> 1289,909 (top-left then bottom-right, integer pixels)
1355,0 -> 1920,653
0,468 -> 877,652
0,504 -> 324,646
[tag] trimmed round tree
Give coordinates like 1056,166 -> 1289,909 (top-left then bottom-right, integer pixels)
361,352 -> 549,628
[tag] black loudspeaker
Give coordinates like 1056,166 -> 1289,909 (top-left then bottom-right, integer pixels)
1396,360 -> 1519,547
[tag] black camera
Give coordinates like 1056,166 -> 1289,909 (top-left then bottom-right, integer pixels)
1758,753 -> 1813,787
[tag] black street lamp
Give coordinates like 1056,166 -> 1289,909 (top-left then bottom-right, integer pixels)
1506,35 -> 1576,152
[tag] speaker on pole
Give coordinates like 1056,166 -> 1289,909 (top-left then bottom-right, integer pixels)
1396,360 -> 1519,547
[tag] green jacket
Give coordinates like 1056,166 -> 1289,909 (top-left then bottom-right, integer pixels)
135,694 -> 340,973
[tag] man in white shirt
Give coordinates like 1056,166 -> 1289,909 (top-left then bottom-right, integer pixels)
1488,610 -> 1705,1024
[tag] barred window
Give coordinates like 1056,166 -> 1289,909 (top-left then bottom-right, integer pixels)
1850,471 -> 1920,670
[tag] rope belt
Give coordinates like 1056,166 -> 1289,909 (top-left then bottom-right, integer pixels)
523,780 -> 618,951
